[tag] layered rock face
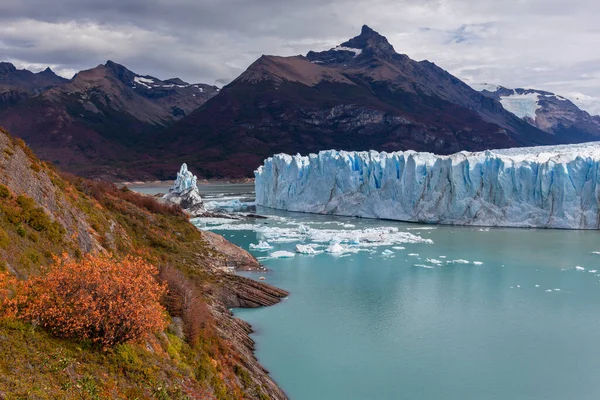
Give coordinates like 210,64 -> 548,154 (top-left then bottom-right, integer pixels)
255,143 -> 600,229
163,163 -> 205,216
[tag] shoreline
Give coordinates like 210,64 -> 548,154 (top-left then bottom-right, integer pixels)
121,178 -> 255,187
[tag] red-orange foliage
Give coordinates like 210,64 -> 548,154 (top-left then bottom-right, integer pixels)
7,253 -> 168,347
160,266 -> 213,344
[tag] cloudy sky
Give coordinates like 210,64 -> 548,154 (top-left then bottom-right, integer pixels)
1,0 -> 599,104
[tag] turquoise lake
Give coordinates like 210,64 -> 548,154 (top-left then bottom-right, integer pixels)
199,207 -> 600,400
131,184 -> 600,399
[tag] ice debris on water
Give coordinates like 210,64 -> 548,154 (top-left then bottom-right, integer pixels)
269,251 -> 296,259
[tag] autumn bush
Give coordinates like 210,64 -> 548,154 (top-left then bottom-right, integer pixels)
160,266 -> 213,345
59,173 -> 184,217
0,253 -> 168,347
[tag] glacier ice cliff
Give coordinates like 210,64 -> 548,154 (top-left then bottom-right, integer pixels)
255,143 -> 600,229
163,163 -> 205,217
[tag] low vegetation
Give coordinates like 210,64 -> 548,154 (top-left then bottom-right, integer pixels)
0,127 -> 273,399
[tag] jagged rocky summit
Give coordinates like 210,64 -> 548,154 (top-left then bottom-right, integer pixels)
255,143 -> 600,229
163,163 -> 205,217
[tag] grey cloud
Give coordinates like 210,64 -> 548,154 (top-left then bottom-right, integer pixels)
0,0 -> 599,96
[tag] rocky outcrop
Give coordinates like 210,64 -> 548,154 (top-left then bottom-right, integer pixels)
207,273 -> 289,400
201,231 -> 262,270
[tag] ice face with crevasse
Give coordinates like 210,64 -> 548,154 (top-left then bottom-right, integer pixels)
163,163 -> 205,216
255,143 -> 600,229
170,163 -> 198,194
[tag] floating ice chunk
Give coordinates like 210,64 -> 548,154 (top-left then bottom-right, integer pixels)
426,258 -> 444,265
446,259 -> 470,264
591,251 -> 600,255
439,256 -> 447,259
382,249 -> 394,257
392,246 -> 406,250
414,264 -> 435,269
473,261 -> 484,265
205,199 -> 255,211
535,284 -> 540,287
589,270 -> 598,273
249,241 -> 273,251
545,289 -> 553,292
295,244 -> 322,255
326,243 -> 344,254
408,253 -> 419,257
554,288 -> 561,291
270,251 -> 296,259
575,266 -> 585,271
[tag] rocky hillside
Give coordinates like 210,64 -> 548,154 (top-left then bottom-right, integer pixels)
476,84 -> 600,141
161,25 -> 557,178
0,61 -> 218,180
0,126 -> 287,399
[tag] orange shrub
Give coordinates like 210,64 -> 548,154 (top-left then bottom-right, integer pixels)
20,253 -> 168,347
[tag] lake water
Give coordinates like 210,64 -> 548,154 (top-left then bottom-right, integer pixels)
135,184 -> 600,399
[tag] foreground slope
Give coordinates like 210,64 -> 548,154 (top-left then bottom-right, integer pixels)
255,143 -> 600,229
0,127 -> 287,399
165,25 -> 555,178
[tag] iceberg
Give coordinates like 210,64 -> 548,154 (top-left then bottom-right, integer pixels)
249,241 -> 274,251
163,163 -> 205,217
255,143 -> 600,229
295,244 -> 322,255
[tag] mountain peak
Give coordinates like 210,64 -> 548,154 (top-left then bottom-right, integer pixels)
341,25 -> 395,55
0,62 -> 17,74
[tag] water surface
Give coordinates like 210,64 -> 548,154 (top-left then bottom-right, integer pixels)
136,183 -> 600,399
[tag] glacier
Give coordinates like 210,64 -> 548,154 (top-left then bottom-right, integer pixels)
254,143 -> 600,229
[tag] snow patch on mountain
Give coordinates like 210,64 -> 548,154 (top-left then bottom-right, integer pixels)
331,46 -> 362,57
255,144 -> 600,229
468,82 -> 501,92
499,92 -> 541,119
133,76 -> 155,88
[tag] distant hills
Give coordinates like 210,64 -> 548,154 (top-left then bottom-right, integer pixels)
0,60 -> 218,179
1,25 -> 599,180
474,84 -> 600,142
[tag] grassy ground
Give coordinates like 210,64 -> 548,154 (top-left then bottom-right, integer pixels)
0,127 -> 274,400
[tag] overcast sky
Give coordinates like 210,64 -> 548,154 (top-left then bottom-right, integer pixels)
1,0 -> 599,104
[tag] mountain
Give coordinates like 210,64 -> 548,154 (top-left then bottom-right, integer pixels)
0,61 -> 219,179
0,62 -> 68,110
475,84 -> 600,141
161,25 -> 558,178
